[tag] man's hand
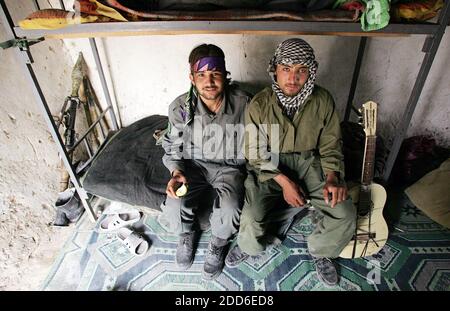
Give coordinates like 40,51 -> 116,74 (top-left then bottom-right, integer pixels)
166,169 -> 188,199
323,172 -> 347,208
274,174 -> 307,208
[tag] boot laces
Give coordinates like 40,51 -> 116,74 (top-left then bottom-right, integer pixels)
209,243 -> 223,258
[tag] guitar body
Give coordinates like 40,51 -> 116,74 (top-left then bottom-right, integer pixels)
340,183 -> 388,258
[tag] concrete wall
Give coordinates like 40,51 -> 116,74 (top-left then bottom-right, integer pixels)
1,0 -> 74,214
0,0 -> 74,290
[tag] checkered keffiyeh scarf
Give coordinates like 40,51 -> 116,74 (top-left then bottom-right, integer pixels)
268,38 -> 318,119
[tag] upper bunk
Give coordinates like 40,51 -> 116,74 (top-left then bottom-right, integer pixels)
7,0 -> 449,39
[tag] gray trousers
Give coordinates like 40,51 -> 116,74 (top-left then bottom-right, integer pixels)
161,160 -> 245,240
237,153 -> 356,258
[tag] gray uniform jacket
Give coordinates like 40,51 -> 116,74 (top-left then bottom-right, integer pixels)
162,86 -> 251,173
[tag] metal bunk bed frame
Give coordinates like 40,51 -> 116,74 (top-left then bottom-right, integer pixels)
1,0 -> 449,222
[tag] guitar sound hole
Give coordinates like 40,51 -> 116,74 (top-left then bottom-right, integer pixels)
358,210 -> 369,217
358,189 -> 372,216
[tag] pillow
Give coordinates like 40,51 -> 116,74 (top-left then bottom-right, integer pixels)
82,115 -> 171,211
405,157 -> 450,229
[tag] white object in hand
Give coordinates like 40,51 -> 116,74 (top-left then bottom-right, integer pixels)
176,184 -> 188,197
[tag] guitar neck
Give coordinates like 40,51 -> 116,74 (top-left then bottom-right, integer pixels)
361,136 -> 376,186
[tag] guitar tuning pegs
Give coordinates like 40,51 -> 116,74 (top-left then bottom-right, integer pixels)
358,108 -> 362,114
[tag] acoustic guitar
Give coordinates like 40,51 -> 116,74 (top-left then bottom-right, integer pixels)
340,101 -> 389,259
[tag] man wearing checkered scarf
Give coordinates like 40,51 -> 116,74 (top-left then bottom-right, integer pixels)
226,38 -> 357,287
268,38 -> 319,119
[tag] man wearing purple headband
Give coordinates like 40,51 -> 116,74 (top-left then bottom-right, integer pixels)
161,44 -> 251,280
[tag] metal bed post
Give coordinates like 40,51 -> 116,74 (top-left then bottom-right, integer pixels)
32,0 -> 40,11
382,0 -> 450,183
89,38 -> 120,131
59,0 -> 66,11
344,36 -> 367,121
0,0 -> 97,222
33,0 -> 65,10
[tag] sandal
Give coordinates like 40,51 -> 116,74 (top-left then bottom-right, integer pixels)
117,227 -> 149,256
98,210 -> 141,232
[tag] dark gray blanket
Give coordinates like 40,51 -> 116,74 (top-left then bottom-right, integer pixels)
82,115 -> 171,210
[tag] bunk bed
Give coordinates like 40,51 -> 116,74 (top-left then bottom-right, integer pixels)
1,0 -> 449,222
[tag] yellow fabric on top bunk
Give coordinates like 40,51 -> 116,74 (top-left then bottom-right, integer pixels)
19,9 -> 98,30
88,0 -> 128,22
392,0 -> 444,22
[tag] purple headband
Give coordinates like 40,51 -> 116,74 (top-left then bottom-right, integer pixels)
192,56 -> 226,73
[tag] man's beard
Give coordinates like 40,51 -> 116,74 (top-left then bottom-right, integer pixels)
196,86 -> 223,100
281,83 -> 303,97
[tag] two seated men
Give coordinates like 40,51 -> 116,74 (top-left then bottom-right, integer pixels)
161,39 -> 356,286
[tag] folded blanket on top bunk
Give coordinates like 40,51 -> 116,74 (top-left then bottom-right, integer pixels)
18,0 -> 361,30
98,0 -> 359,21
18,0 -> 445,33
106,0 -> 336,12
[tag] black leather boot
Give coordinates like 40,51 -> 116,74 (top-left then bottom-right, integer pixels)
203,235 -> 228,280
176,231 -> 196,270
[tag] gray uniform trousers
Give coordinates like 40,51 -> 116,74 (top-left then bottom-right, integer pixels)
237,152 -> 356,258
161,160 -> 245,240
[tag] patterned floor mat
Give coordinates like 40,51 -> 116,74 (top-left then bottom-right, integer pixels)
42,193 -> 450,291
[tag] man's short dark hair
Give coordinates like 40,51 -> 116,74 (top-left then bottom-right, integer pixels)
188,44 -> 231,85
188,44 -> 225,69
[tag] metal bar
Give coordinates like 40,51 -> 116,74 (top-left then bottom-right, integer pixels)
83,77 -> 107,140
1,1 -> 97,222
32,0 -> 40,11
14,21 -> 439,38
59,0 -> 66,10
56,97 -> 70,129
351,105 -> 360,116
75,154 -> 96,174
83,139 -> 93,159
98,118 -> 106,140
89,38 -> 120,131
0,0 -> 17,37
0,1 -> 41,64
437,0 -> 450,24
383,0 -> 450,182
67,106 -> 111,154
344,37 -> 367,121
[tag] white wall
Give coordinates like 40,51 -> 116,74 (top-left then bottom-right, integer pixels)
63,31 -> 450,147
354,34 -> 450,146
